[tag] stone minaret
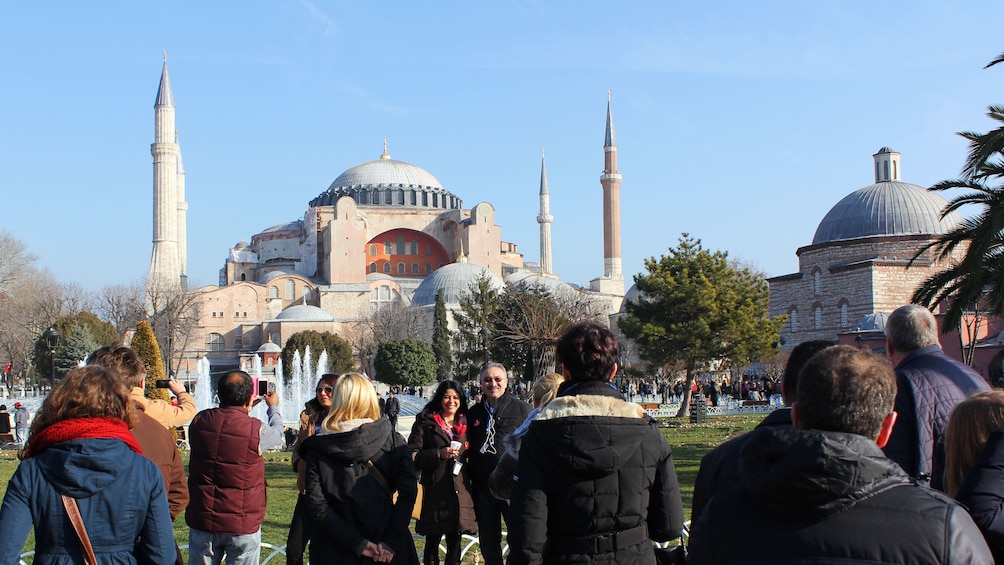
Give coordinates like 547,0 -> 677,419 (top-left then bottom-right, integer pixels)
148,54 -> 184,287
177,131 -> 188,286
537,150 -> 553,275
591,91 -> 624,295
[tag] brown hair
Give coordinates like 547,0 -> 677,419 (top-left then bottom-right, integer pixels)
86,345 -> 146,388
21,365 -> 136,460
945,390 -> 1004,496
796,346 -> 895,439
321,373 -> 382,432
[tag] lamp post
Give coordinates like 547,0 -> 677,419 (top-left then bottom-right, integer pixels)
43,327 -> 60,392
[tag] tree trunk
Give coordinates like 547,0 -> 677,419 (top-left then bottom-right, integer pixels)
675,371 -> 694,418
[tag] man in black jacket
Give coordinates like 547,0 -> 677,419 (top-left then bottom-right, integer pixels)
690,339 -> 832,526
384,390 -> 400,431
688,346 -> 992,564
467,362 -> 531,565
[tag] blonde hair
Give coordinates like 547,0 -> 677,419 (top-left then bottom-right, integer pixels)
320,373 -> 382,432
945,390 -> 1004,495
531,373 -> 565,409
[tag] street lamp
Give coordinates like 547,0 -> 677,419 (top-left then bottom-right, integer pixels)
43,327 -> 60,391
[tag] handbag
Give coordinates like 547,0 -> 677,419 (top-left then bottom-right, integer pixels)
61,494 -> 99,565
362,460 -> 423,520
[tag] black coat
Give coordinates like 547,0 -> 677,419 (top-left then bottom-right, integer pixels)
467,392 -> 531,491
688,426 -> 993,564
689,407 -> 791,526
407,412 -> 477,536
955,430 -> 1004,562
508,382 -> 684,565
302,417 -> 419,565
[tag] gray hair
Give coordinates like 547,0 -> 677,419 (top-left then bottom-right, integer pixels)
886,304 -> 940,353
479,362 -> 508,380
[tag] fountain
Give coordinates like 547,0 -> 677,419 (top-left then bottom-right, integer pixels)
194,357 -> 213,412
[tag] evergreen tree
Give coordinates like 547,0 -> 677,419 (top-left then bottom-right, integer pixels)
619,234 -> 782,416
53,324 -> 97,380
132,320 -> 170,402
374,339 -> 436,387
32,312 -> 119,385
451,274 -> 505,381
432,289 -> 452,380
281,330 -> 354,375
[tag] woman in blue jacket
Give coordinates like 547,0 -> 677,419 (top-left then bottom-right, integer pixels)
0,365 -> 175,564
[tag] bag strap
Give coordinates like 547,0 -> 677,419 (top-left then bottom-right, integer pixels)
61,494 -> 98,565
363,459 -> 393,496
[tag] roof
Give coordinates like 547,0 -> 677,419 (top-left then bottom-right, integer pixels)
309,150 -> 461,210
274,305 -> 334,322
812,181 -> 964,245
412,263 -> 504,306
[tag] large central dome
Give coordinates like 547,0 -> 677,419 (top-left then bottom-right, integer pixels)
811,148 -> 964,245
309,146 -> 462,210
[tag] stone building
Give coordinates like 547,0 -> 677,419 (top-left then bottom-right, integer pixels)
768,147 -> 965,351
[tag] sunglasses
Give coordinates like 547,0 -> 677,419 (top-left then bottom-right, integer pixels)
316,385 -> 334,395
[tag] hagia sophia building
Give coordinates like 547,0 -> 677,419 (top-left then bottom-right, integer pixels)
147,59 -> 626,378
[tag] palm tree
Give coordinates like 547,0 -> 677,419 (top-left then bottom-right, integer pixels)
911,52 -> 1004,331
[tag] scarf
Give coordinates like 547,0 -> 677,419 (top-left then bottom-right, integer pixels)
433,412 -> 468,443
23,417 -> 142,459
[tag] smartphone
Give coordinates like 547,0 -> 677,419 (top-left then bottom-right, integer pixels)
155,379 -> 171,388
257,380 -> 269,396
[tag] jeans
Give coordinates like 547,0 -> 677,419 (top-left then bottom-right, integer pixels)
15,427 -> 26,445
286,494 -> 311,565
188,527 -> 261,565
473,489 -> 509,565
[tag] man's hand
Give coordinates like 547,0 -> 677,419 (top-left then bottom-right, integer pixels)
263,391 -> 280,407
167,378 -> 187,395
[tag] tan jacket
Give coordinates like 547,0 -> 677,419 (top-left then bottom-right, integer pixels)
131,387 -> 197,429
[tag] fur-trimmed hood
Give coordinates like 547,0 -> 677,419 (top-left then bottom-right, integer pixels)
526,393 -> 657,479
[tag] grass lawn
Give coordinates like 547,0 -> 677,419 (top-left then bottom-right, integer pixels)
0,414 -> 763,562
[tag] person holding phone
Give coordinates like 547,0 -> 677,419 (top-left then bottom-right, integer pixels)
138,367 -> 196,429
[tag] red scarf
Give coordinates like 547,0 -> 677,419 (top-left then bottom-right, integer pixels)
433,413 -> 467,441
23,417 -> 143,459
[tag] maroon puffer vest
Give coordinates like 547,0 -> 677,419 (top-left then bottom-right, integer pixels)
185,406 -> 266,535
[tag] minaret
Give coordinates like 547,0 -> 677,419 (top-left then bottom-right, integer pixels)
176,131 -> 188,287
595,91 -> 624,292
149,53 -> 183,287
537,150 -> 554,275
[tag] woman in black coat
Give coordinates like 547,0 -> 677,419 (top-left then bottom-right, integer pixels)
408,380 -> 477,565
303,373 -> 419,565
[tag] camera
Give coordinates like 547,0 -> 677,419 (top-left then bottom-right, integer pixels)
257,380 -> 270,397
155,379 -> 171,388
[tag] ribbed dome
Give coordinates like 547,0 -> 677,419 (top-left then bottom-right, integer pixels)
309,151 -> 462,210
812,181 -> 963,245
275,305 -> 334,322
256,341 -> 282,353
412,263 -> 504,306
504,272 -> 576,295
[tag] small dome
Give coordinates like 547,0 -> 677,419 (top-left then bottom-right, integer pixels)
412,263 -> 504,306
262,220 -> 301,234
275,305 -> 334,322
257,341 -> 282,353
620,283 -> 642,313
851,312 -> 888,332
812,181 -> 964,245
504,272 -> 575,295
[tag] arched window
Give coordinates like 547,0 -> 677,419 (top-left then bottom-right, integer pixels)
303,287 -> 311,301
206,333 -> 225,352
397,235 -> 406,254
814,306 -> 822,329
840,302 -> 849,327
397,262 -> 405,274
369,262 -> 377,273
240,273 -> 246,281
268,286 -> 278,298
813,270 -> 821,296
789,309 -> 798,333
382,262 -> 391,273
411,263 -> 419,274
384,189 -> 392,204
369,244 -> 377,256
285,280 -> 295,300
397,189 -> 405,204
384,241 -> 393,255
425,263 -> 432,274
410,241 -> 418,255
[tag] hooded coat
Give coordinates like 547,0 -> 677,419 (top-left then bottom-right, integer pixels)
688,426 -> 993,564
408,411 -> 477,536
508,381 -> 684,565
0,438 -> 176,564
953,430 -> 1004,562
303,417 -> 419,565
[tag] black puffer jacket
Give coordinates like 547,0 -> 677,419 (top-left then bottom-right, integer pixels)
688,426 -> 993,564
407,412 -> 477,536
303,417 -> 419,565
508,381 -> 684,565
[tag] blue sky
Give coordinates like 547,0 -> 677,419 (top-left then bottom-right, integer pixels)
4,2 -> 1004,292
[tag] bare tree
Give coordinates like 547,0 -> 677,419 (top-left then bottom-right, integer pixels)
0,231 -> 37,292
370,303 -> 428,344
97,282 -> 147,337
0,269 -> 69,391
145,278 -> 204,377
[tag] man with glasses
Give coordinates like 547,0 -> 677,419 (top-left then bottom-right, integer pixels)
468,363 -> 531,565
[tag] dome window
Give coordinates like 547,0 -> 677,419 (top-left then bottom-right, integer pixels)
269,286 -> 278,299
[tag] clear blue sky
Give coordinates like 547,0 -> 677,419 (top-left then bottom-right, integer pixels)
4,2 -> 1004,292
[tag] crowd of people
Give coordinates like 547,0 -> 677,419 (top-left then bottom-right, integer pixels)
4,304 -> 1004,563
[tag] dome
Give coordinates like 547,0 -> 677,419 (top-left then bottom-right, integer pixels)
504,272 -> 576,295
412,263 -> 504,306
619,283 -> 642,313
256,341 -> 282,354
275,305 -> 334,322
811,181 -> 963,245
851,312 -> 888,332
309,149 -> 462,210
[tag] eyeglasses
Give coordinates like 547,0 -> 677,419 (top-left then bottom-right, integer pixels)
316,386 -> 334,395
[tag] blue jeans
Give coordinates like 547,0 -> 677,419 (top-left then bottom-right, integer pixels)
188,527 -> 261,565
